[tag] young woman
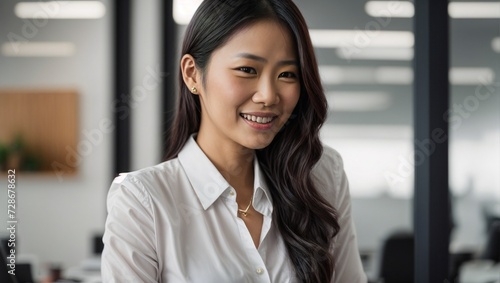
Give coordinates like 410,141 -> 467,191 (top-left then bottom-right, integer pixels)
102,0 -> 367,282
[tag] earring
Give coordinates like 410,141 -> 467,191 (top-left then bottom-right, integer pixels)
191,86 -> 197,93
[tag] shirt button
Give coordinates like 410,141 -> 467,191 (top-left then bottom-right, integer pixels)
256,268 -> 264,274
229,190 -> 235,196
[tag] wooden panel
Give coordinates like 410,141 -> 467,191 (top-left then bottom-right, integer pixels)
0,89 -> 78,176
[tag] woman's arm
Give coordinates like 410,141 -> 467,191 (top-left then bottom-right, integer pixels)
101,174 -> 159,283
330,168 -> 368,283
313,145 -> 367,283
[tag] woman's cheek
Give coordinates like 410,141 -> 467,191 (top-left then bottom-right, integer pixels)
224,78 -> 254,101
283,84 -> 300,108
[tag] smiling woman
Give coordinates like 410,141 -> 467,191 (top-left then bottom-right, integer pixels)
101,0 -> 367,282
182,19 -> 300,151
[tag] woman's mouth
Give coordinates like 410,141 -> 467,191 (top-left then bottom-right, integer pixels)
240,113 -> 275,124
240,113 -> 278,130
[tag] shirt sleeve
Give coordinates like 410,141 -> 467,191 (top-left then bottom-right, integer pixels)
330,168 -> 368,283
314,146 -> 367,283
101,174 -> 159,283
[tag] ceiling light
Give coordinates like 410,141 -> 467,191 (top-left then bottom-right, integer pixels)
449,2 -> 500,19
375,67 -> 413,84
365,1 -> 500,19
321,124 -> 412,139
450,68 -> 495,85
15,1 -> 106,19
374,67 -> 495,85
319,66 -> 377,84
320,66 -> 492,85
2,42 -> 75,57
491,37 -> 500,53
336,47 -> 414,60
319,66 -> 412,85
173,0 -> 203,25
326,91 -> 393,111
309,29 -> 414,48
365,1 -> 414,18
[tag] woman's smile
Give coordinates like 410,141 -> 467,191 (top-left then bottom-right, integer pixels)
240,112 -> 277,130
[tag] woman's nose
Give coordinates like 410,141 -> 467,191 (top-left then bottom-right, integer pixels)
252,79 -> 280,106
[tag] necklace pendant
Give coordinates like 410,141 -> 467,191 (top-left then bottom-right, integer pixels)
238,198 -> 252,217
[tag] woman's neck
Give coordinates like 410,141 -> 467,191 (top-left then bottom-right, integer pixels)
195,132 -> 255,193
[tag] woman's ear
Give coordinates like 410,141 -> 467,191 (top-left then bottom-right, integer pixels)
180,54 -> 201,95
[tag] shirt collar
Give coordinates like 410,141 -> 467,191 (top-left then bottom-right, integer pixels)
178,133 -> 273,216
252,150 -> 273,216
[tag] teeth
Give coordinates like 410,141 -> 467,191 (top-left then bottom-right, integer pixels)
241,114 -> 274,124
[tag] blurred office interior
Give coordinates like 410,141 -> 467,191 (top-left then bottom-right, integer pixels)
0,0 -> 498,282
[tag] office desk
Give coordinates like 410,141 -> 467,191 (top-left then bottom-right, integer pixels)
63,257 -> 101,283
459,260 -> 500,283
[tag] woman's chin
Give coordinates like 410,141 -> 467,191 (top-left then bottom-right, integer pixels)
243,134 -> 275,150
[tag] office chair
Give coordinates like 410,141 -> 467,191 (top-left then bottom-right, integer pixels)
93,233 -> 104,255
1,237 -> 36,283
0,243 -> 18,283
378,231 -> 414,283
1,237 -> 10,256
481,221 -> 500,262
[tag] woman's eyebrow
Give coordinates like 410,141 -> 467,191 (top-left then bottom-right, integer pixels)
234,52 -> 298,66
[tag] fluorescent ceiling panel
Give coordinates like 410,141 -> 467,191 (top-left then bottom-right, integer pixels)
309,29 -> 414,48
492,37 -> 500,53
365,1 -> 415,18
319,66 -> 377,84
326,91 -> 393,111
2,42 -> 75,57
319,66 -> 494,85
319,66 -> 413,85
173,0 -> 203,25
375,67 -> 413,84
319,66 -> 412,85
365,1 -> 500,19
15,1 -> 106,19
321,124 -> 412,139
448,2 -> 500,19
336,47 -> 414,60
450,67 -> 495,85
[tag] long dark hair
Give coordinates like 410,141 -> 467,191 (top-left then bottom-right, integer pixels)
163,0 -> 340,282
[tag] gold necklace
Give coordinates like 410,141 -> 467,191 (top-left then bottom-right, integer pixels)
238,198 -> 252,217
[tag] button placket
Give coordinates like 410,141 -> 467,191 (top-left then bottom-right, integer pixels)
229,187 -> 271,282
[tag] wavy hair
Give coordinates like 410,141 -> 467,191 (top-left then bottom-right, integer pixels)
163,0 -> 340,281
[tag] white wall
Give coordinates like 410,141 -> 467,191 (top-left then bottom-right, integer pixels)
0,0 -> 112,273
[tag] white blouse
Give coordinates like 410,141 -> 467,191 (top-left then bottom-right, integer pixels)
101,133 -> 367,283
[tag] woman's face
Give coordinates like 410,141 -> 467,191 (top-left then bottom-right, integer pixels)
195,19 -> 301,150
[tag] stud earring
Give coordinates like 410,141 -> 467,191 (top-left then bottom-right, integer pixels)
191,86 -> 197,93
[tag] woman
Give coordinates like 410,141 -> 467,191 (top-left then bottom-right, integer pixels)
102,0 -> 367,282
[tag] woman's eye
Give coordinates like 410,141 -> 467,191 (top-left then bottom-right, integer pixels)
238,67 -> 257,74
279,72 -> 297,79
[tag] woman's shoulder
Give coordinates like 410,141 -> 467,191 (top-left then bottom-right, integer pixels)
312,143 -> 345,180
108,158 -> 183,203
311,143 -> 348,205
113,157 -> 181,183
